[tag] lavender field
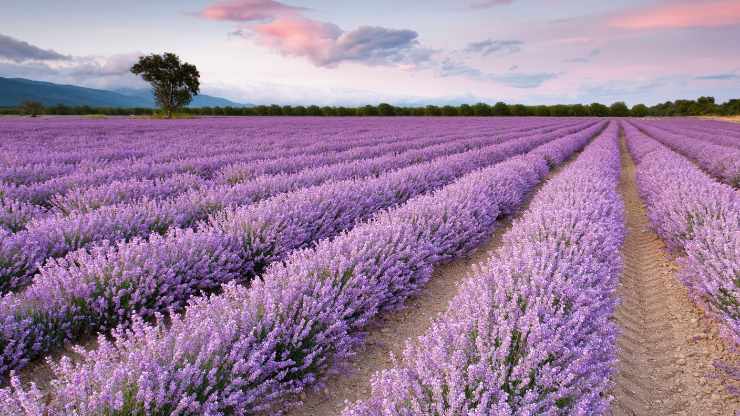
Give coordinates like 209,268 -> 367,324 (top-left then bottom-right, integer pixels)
0,117 -> 737,415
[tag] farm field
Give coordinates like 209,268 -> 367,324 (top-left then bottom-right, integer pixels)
0,116 -> 737,415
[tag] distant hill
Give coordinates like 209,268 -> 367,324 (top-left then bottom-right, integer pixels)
0,77 -> 250,108
113,87 -> 250,108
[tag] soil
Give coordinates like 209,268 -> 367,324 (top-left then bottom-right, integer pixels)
610,138 -> 739,416
283,151 -> 580,416
14,334 -> 99,391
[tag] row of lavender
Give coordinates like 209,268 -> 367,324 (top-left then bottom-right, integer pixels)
0,118 -> 555,184
0,126 -> 481,228
3,124 -> 484,213
0,121 -> 603,415
0,119 -> 575,219
1,120 -> 456,230
1,122 -> 477,204
62,120 -> 583,213
640,118 -> 740,149
0,121 -> 595,293
345,121 -> 624,415
624,122 -> 739,346
631,120 -> 740,186
0,120 -> 603,377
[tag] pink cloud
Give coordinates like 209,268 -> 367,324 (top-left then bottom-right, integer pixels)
201,0 -> 304,22
202,0 -> 429,68
252,18 -> 341,65
611,0 -> 740,30
248,18 -> 428,67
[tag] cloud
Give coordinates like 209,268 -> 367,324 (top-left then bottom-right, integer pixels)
202,1 -> 432,68
464,39 -> 522,56
200,0 -> 305,22
694,72 -> 740,80
439,59 -> 556,88
610,0 -> 740,30
468,0 -> 514,9
241,18 -> 432,67
564,48 -> 600,63
333,26 -> 434,66
0,33 -> 69,62
0,46 -> 145,90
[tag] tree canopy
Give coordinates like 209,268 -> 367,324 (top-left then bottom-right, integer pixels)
131,53 -> 199,118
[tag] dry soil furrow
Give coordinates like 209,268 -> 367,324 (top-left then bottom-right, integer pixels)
283,150 -> 583,416
611,137 -> 739,416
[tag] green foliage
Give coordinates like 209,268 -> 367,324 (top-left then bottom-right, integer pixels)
570,104 -> 588,116
492,101 -> 510,116
630,103 -> 649,117
21,100 -> 44,117
472,102 -> 492,116
4,95 -> 739,117
589,102 -> 610,117
377,102 -> 395,116
130,53 -> 200,118
441,105 -> 459,116
609,101 -> 630,117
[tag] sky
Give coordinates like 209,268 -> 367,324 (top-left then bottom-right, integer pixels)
1,0 -> 739,106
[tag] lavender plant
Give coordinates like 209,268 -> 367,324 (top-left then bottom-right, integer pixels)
624,122 -> 739,346
343,121 -> 624,416
0,122 -> 606,378
0,123 -> 602,415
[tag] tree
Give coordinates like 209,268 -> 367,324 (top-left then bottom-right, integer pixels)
425,105 -> 442,116
589,102 -> 610,117
549,104 -> 570,117
609,101 -> 630,117
21,101 -> 44,117
357,105 -> 378,116
458,104 -> 473,116
472,102 -> 491,116
570,104 -> 588,116
533,105 -> 551,116
377,103 -> 395,116
131,53 -> 200,118
441,105 -> 459,116
489,101 -> 508,116
510,104 -> 529,116
630,104 -> 649,117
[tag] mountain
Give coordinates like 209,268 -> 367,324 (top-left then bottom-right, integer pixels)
0,77 -> 250,108
0,77 -> 149,107
113,88 -> 249,108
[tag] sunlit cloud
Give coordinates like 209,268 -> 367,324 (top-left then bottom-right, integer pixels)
610,0 -> 740,30
200,0 -> 305,22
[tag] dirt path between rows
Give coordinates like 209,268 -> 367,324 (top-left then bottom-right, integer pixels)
610,137 -> 739,416
284,152 -> 581,416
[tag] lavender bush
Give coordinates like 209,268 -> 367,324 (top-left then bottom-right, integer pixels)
624,122 -> 739,346
632,121 -> 740,186
0,121 -> 601,415
0,121 -> 599,293
0,121 -> 605,378
641,119 -> 740,149
343,121 -> 623,416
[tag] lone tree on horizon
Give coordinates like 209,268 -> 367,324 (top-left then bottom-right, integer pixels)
131,53 -> 200,118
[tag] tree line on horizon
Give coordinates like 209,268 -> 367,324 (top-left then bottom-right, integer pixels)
3,53 -> 738,118
4,96 -> 739,117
